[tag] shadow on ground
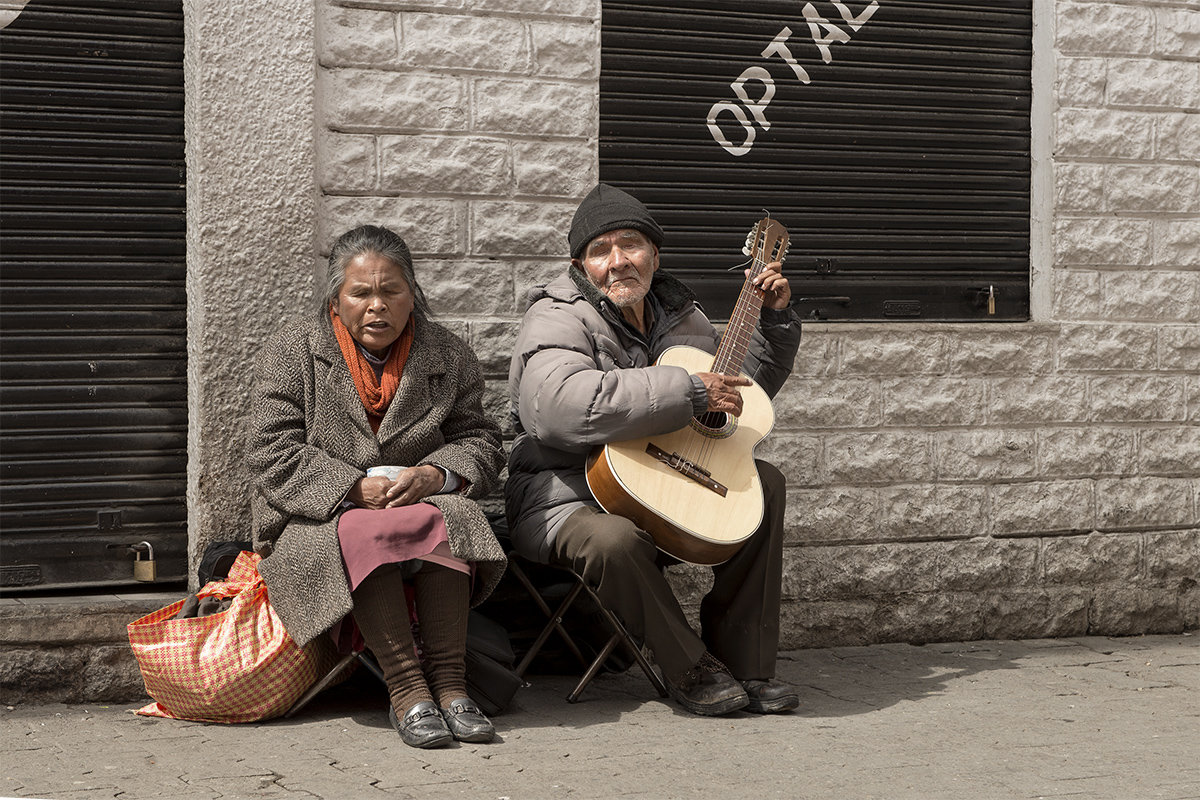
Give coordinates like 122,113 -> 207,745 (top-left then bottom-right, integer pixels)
277,640 -> 1026,732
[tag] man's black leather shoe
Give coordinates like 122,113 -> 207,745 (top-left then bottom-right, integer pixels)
668,661 -> 749,716
742,679 -> 799,713
389,701 -> 453,749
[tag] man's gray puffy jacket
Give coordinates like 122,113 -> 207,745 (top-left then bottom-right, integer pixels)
505,267 -> 801,562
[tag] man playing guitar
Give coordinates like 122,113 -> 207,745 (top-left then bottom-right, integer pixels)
505,183 -> 801,716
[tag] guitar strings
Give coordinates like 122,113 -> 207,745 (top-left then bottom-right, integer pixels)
679,231 -> 772,474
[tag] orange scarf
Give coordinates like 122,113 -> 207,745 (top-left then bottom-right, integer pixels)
330,308 -> 415,430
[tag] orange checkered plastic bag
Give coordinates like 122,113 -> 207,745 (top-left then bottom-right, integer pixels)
128,551 -> 335,723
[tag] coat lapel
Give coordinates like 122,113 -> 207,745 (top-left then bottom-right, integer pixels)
311,320 -> 374,441
375,316 -> 445,450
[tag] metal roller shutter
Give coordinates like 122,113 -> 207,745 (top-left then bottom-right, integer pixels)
600,0 -> 1031,321
0,0 -> 187,590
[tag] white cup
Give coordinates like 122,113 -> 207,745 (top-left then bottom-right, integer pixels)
367,465 -> 406,481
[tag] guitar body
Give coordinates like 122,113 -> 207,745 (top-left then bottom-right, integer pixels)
585,345 -> 775,565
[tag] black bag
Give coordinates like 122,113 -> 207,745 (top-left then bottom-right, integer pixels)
464,610 -> 524,716
196,540 -> 253,587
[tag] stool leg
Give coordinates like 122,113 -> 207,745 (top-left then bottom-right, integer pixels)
567,631 -> 623,703
507,555 -> 670,703
595,604 -> 669,698
283,652 -> 358,719
510,560 -> 590,675
353,650 -> 386,685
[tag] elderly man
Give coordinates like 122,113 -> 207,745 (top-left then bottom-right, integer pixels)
506,183 -> 801,716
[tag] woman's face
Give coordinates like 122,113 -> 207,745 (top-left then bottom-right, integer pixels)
331,252 -> 415,357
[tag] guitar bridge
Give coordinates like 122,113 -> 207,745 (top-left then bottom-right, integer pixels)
645,443 -> 728,497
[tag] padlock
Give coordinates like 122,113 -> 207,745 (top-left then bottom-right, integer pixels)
132,541 -> 157,582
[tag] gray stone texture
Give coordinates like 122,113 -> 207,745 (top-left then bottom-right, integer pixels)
379,135 -> 511,195
1057,323 -> 1157,371
473,79 -> 596,138
1037,426 -> 1136,477
1088,375 -> 1187,422
321,69 -> 469,131
1155,6 -> 1200,59
988,376 -> 1090,424
1055,109 -> 1155,160
317,3 -> 396,67
1155,217 -> 1200,266
183,0 -> 318,579
1,593 -> 179,704
776,378 -> 881,428
1051,268 -> 1102,319
1057,2 -> 1156,56
883,377 -> 988,426
936,430 -> 1038,481
1160,324 -> 1200,371
989,479 -> 1095,535
1101,269 -> 1199,321
400,13 -> 529,73
530,19 -> 599,79
1095,477 -> 1196,530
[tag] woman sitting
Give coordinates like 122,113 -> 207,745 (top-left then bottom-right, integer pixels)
247,224 -> 506,748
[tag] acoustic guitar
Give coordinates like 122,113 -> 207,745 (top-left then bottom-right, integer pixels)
585,218 -> 789,565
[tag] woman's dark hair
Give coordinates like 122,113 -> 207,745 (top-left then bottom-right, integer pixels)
322,225 -> 431,320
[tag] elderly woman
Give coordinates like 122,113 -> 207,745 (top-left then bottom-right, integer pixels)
247,225 -> 506,749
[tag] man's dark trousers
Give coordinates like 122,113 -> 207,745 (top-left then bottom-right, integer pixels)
549,460 -> 785,683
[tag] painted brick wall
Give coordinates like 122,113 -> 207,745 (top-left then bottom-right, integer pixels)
314,0 -> 1198,646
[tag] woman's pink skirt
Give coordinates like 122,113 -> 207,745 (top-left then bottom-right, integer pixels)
337,504 -> 469,591
332,504 -> 470,652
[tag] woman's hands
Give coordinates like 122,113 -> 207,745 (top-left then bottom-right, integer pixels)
347,465 -> 446,509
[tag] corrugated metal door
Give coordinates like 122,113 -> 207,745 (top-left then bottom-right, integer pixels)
0,0 -> 187,590
600,0 -> 1031,321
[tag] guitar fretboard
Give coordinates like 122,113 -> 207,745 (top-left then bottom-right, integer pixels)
712,220 -> 787,377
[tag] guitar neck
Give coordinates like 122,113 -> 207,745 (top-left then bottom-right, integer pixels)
711,257 -> 769,377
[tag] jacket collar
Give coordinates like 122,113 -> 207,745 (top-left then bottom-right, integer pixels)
527,266 -> 699,319
310,315 -> 447,446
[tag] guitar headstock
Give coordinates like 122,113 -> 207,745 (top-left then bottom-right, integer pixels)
742,218 -> 789,267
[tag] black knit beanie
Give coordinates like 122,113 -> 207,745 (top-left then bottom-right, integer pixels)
568,183 -> 665,259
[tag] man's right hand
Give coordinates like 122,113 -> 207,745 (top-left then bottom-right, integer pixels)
695,372 -> 751,415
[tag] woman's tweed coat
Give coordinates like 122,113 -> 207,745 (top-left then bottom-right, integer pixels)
247,315 -> 506,647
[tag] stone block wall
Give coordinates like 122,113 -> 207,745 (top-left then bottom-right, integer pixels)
310,0 -> 1197,647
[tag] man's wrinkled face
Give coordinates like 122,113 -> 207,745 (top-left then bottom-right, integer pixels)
575,228 -> 659,308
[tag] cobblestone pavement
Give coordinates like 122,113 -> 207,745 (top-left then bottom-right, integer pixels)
2,634 -> 1197,800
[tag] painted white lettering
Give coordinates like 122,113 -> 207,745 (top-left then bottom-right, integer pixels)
707,101 -> 757,157
802,2 -> 851,64
761,27 -> 812,84
832,0 -> 879,32
706,2 -> 881,155
731,66 -> 776,130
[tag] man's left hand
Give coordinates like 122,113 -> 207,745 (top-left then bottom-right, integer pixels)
384,465 -> 445,507
748,260 -> 791,310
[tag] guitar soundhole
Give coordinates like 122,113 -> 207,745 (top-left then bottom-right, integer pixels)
690,411 -> 737,439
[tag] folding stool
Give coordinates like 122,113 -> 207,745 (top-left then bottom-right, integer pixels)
283,648 -> 385,718
506,552 -> 668,703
